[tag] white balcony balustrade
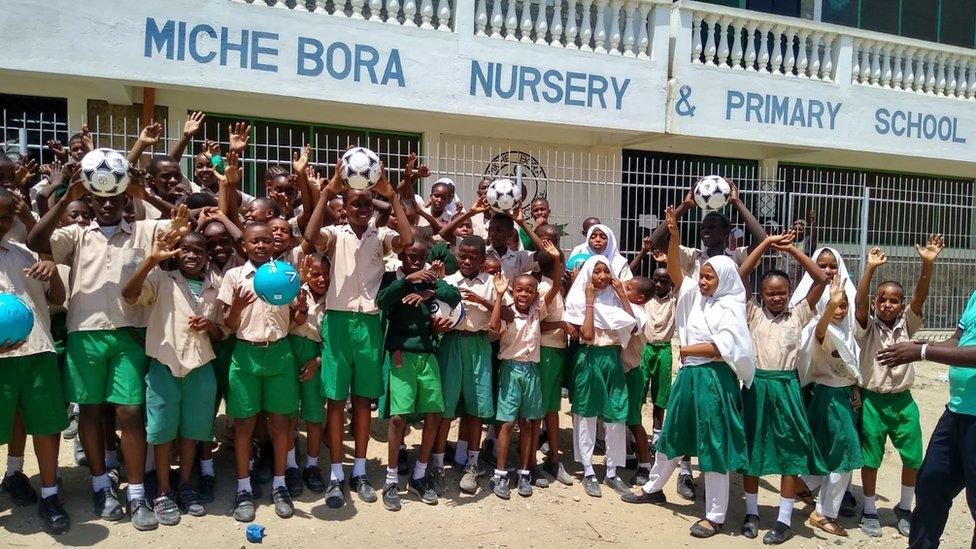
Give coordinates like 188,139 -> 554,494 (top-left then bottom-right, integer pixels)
231,0 -> 455,31
851,38 -> 976,101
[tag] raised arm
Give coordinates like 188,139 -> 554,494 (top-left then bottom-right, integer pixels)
416,204 -> 444,234
738,232 -> 789,289
489,273 -> 508,334
909,233 -> 944,316
439,196 -> 485,241
292,145 -> 314,232
27,174 -> 87,254
122,230 -> 180,304
127,122 -> 163,166
373,165 -> 413,251
628,235 -> 653,274
513,205 -> 547,253
664,205 -> 683,288
303,161 -> 344,249
776,238 -> 828,309
540,240 -> 563,306
856,247 -> 886,328
649,188 -> 695,252
169,111 -> 205,161
727,180 -> 766,251
396,152 -> 429,201
816,276 -> 845,343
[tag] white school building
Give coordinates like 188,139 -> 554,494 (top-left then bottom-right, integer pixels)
1,0 -> 974,329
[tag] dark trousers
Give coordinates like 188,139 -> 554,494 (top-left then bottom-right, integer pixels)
910,407 -> 976,548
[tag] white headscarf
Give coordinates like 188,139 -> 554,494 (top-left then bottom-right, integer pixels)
580,224 -> 631,279
564,256 -> 643,347
788,247 -> 860,385
676,255 -> 756,387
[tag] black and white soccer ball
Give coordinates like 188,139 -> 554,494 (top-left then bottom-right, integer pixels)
430,299 -> 465,329
486,178 -> 522,213
340,146 -> 381,190
80,148 -> 129,197
693,175 -> 731,211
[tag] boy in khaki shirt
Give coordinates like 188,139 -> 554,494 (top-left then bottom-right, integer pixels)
854,237 -> 943,538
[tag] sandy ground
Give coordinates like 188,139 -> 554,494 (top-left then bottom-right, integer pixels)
1,360 -> 972,549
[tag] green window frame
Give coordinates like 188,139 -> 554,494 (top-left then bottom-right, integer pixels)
822,0 -> 976,48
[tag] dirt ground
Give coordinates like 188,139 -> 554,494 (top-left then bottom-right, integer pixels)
1,360 -> 972,549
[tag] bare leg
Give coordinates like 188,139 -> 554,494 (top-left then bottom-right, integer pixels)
269,413 -> 291,477
496,422 -> 514,471
861,466 -> 878,497
544,412 -> 560,462
326,399 -> 345,464
630,424 -> 650,465
433,418 -> 452,455
116,405 -> 146,485
305,422 -> 323,462
155,442 -> 174,494
464,416 -> 483,455
387,416 -> 406,469
418,413 -> 440,464
177,438 -> 197,486
79,404 -> 106,476
351,396 -> 371,459
520,419 -> 540,471
234,416 -> 257,480
32,434 -> 60,489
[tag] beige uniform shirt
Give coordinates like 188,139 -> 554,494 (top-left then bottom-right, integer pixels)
538,277 -> 566,349
589,327 -> 623,347
317,224 -> 398,314
747,300 -> 814,372
621,330 -> 648,373
216,262 -> 291,343
0,242 -> 54,357
138,269 -> 221,376
444,272 -> 496,333
486,245 -> 536,281
643,293 -> 677,343
498,301 -> 548,363
51,220 -> 169,332
679,244 -> 749,280
289,285 -> 328,342
809,335 -> 859,388
470,213 -> 490,240
855,308 -> 923,393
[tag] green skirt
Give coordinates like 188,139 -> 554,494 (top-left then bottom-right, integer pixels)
741,370 -> 826,477
658,362 -> 748,474
806,384 -> 864,472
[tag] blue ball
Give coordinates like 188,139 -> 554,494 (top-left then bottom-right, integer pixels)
566,253 -> 593,271
253,261 -> 300,306
0,294 -> 34,346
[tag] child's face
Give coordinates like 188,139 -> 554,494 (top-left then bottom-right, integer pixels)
477,178 -> 491,198
454,218 -> 473,239
624,279 -> 648,305
429,186 -> 452,214
874,283 -> 905,324
698,264 -> 720,297
591,262 -> 612,291
203,222 -> 235,266
345,190 -> 374,229
60,200 -> 93,228
816,250 -> 839,282
483,258 -> 501,276
244,201 -> 275,225
193,153 -> 217,189
328,197 -> 347,225
177,235 -> 209,277
400,243 -> 428,275
832,296 -> 850,322
652,268 -> 672,298
530,200 -> 550,222
488,218 -> 513,250
588,228 -> 608,253
243,225 -> 273,264
581,218 -> 599,237
92,194 -> 125,225
268,176 -> 297,207
268,218 -> 292,255
0,161 -> 16,188
699,217 -> 729,248
0,198 -> 14,241
760,275 -> 791,314
457,244 -> 485,278
307,260 -> 330,296
68,138 -> 85,161
537,226 -> 560,247
512,276 -> 539,312
150,159 -> 185,203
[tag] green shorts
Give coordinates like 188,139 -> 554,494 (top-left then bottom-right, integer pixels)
227,339 -> 298,418
496,360 -> 544,422
0,353 -> 67,444
860,389 -> 924,470
539,346 -> 565,414
289,335 -> 324,423
389,351 -> 444,417
571,345 -> 628,423
64,329 -> 148,406
641,342 -> 673,409
145,360 -> 216,444
320,311 -> 384,400
211,336 -> 236,406
625,363 -> 652,427
436,332 -> 495,419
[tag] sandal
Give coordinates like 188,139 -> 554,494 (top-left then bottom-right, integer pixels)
807,511 -> 848,537
690,517 -> 723,538
794,481 -> 816,506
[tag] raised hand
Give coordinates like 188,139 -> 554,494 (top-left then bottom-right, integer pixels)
728,179 -> 740,204
65,169 -> 88,201
492,272 -> 508,295
228,122 -> 251,154
46,139 -> 68,162
430,260 -> 446,279
23,260 -> 58,282
651,249 -> 667,264
405,269 -> 438,284
15,157 -> 38,186
223,151 -> 241,187
641,235 -> 653,253
402,290 -> 435,306
665,205 -> 679,236
150,230 -> 182,263
540,238 -> 559,260
915,234 -> 945,264
170,204 -> 191,236
471,194 -> 489,214
293,144 -> 311,174
867,247 -> 887,268
138,121 -> 163,147
230,285 -> 257,312
182,111 -> 205,137
827,276 -> 846,307
372,162 -> 395,200
79,125 -> 94,153
298,255 -> 315,284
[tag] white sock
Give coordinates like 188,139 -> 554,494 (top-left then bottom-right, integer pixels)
679,460 -> 692,476
431,453 -> 445,468
92,474 -> 111,493
455,441 -> 468,464
413,460 -> 428,480
305,456 -> 319,469
286,448 -> 298,469
494,469 -> 507,477
237,477 -> 252,493
487,426 -> 497,441
386,467 -> 398,485
899,485 -> 914,511
41,485 -> 58,499
272,475 -> 286,490
639,462 -> 652,470
352,457 -> 366,478
127,483 -> 145,502
200,459 -> 215,477
745,492 -> 759,516
652,429 -> 661,444
606,465 -> 617,478
331,463 -> 344,482
144,446 -> 155,473
583,463 -> 595,477
105,449 -> 119,469
778,497 -> 794,526
863,494 -> 878,514
517,469 -> 530,476
467,450 -> 480,464
5,456 -> 24,476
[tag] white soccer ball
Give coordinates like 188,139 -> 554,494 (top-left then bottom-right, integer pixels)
80,148 -> 129,198
486,178 -> 522,213
430,300 -> 465,329
693,175 -> 732,211
340,147 -> 381,190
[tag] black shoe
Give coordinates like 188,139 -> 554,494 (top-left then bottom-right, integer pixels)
127,496 -> 159,531
38,493 -> 71,534
92,486 -> 124,521
690,518 -> 722,538
629,466 -> 650,487
894,506 -> 912,537
1,471 -> 37,506
481,439 -> 496,467
604,475 -> 630,496
63,412 -> 79,440
284,467 -> 303,498
621,488 -> 666,504
271,486 -> 294,518
676,473 -> 696,501
382,482 -> 401,511
529,465 -> 549,488
860,511 -> 882,537
397,448 -> 409,476
428,466 -> 446,496
407,476 -> 437,505
349,475 -> 377,503
517,473 -> 533,497
249,471 -> 263,499
302,466 -> 326,493
325,479 -> 344,508
175,485 -> 206,517
762,521 -> 794,545
488,474 -> 510,500
197,474 -> 215,504
232,490 -> 255,523
143,470 -> 159,500
152,493 -> 181,526
741,513 -> 760,539
582,475 -> 602,498
840,490 -> 857,517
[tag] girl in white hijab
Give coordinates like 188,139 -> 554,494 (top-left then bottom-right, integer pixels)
622,206 -> 751,540
564,255 -> 643,498
571,224 -> 633,281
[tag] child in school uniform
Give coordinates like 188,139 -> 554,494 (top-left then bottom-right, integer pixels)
622,206 -> 752,540
578,224 -> 634,280
122,231 -> 221,525
217,222 -> 303,522
376,241 -> 460,510
736,232 -> 828,544
854,237 -> 943,538
564,255 -> 644,499
487,241 -> 562,499
636,266 -> 675,459
0,188 -> 70,534
303,158 -> 413,508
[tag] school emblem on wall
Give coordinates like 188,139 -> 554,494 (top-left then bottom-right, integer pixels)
484,151 -> 566,237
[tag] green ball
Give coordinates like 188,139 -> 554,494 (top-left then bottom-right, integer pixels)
210,154 -> 226,175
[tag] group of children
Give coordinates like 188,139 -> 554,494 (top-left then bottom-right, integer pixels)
0,115 -> 943,543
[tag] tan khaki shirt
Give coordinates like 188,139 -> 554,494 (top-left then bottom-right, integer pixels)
498,301 -> 548,363
470,213 -> 489,240
643,293 -> 677,343
589,327 -> 623,347
51,220 -> 169,332
486,245 -> 536,281
621,330 -> 648,373
538,276 -> 566,349
810,335 -> 858,388
444,271 -> 496,333
289,284 -> 328,342
679,245 -> 749,280
216,262 -> 291,343
855,308 -> 923,393
0,242 -> 54,357
747,300 -> 815,371
317,224 -> 398,314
